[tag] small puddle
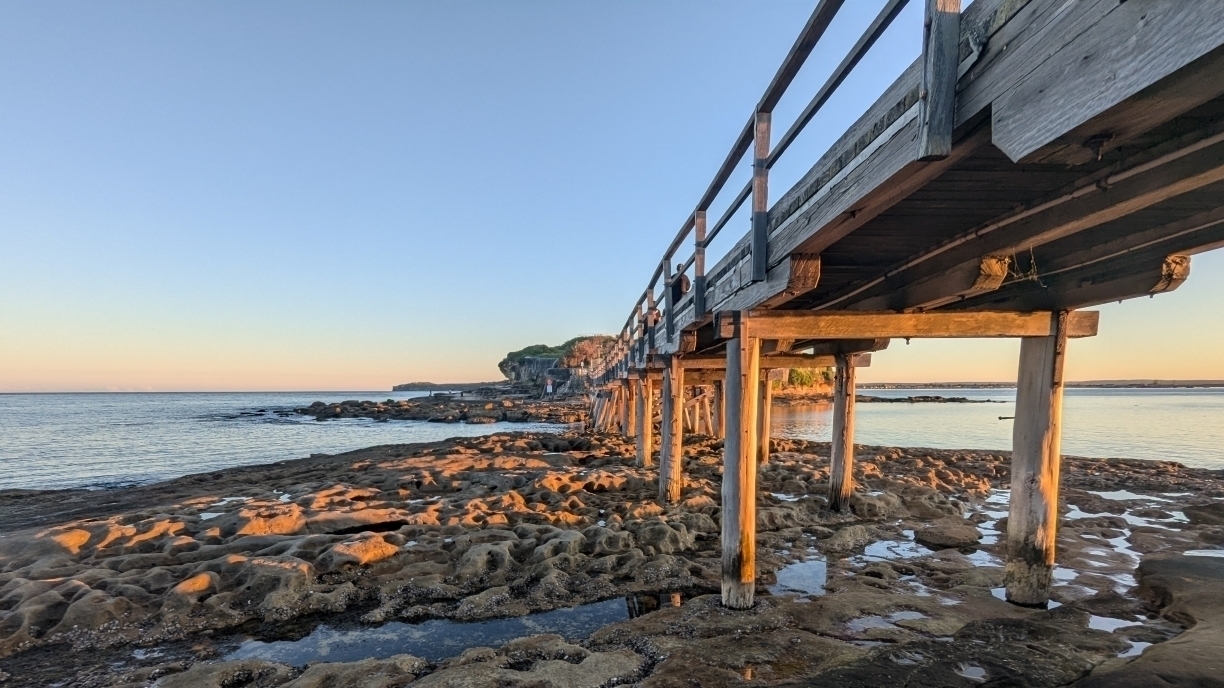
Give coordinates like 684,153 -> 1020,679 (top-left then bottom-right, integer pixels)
1088,615 -> 1141,632
769,556 -> 828,597
770,493 -> 801,502
225,597 -> 644,666
1089,490 -> 1170,502
861,539 -> 934,561
955,662 -> 987,683
845,611 -> 927,633
1185,549 -> 1224,558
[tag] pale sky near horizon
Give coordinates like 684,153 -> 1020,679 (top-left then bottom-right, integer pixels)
3,1 -> 1224,393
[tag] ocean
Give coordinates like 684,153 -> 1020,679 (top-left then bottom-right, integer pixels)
1,388 -> 1221,491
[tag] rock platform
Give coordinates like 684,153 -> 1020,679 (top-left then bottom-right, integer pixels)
1,431 -> 1222,686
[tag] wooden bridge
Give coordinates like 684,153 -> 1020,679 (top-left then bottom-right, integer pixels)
587,0 -> 1224,610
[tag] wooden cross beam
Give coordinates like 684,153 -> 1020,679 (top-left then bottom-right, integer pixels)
623,352 -> 870,378
715,310 -> 1099,340
679,353 -> 870,369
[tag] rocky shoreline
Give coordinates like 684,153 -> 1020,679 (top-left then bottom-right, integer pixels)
1,430 -> 1222,687
294,395 -> 587,425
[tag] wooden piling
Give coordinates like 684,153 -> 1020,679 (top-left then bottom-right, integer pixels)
722,328 -> 760,609
757,373 -> 773,465
618,381 -> 629,435
1005,311 -> 1069,607
661,356 -> 685,503
627,377 -> 639,438
828,353 -> 856,511
713,380 -> 725,439
703,392 -> 714,438
637,376 -> 653,468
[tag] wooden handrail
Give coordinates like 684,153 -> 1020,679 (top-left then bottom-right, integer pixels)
603,0 -> 956,377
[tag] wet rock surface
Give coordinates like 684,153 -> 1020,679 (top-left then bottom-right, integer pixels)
0,430 -> 1221,686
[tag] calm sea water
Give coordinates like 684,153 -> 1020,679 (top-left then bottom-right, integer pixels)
775,387 -> 1224,470
0,392 -> 570,491
1,389 -> 1221,491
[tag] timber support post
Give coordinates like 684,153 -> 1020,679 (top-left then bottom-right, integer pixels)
1006,311 -> 1069,607
618,381 -> 629,435
627,377 -> 639,438
661,356 -> 684,503
713,379 -> 725,439
722,315 -> 760,609
757,370 -> 773,466
828,353 -> 856,511
636,374 -> 653,468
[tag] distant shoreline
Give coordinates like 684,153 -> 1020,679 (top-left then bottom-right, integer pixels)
860,380 -> 1224,389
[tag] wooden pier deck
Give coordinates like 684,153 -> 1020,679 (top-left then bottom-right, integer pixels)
588,0 -> 1224,610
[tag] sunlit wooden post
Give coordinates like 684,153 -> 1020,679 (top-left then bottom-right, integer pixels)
637,375 -> 654,468
626,376 -> 639,438
1006,311 -> 1069,607
757,371 -> 774,466
722,317 -> 760,609
618,380 -> 630,435
828,353 -> 856,511
661,356 -> 685,503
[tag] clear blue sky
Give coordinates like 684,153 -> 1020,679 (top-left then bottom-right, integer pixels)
2,1 -> 1222,391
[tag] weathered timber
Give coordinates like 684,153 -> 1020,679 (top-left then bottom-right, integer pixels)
682,353 -> 837,370
716,310 -> 1098,340
661,357 -> 684,503
618,382 -> 629,435
1005,311 -> 1068,606
627,377 -> 639,438
721,330 -> 760,609
835,134 -> 1224,312
757,374 -> 773,466
713,380 -> 725,439
828,353 -> 857,511
918,0 -> 961,160
751,112 -> 771,282
991,0 -> 1224,162
636,376 -> 653,468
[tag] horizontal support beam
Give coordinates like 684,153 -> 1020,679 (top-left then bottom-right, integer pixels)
716,310 -> 1098,340
680,352 -> 870,370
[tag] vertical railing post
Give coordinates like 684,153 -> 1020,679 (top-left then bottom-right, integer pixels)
663,260 -> 675,340
751,112 -> 772,283
646,290 -> 657,353
918,0 -> 960,160
694,211 -> 708,316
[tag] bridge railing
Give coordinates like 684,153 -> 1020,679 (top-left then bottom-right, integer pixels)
592,0 -> 960,381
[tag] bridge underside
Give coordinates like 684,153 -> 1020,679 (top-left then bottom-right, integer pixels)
595,0 -> 1224,611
